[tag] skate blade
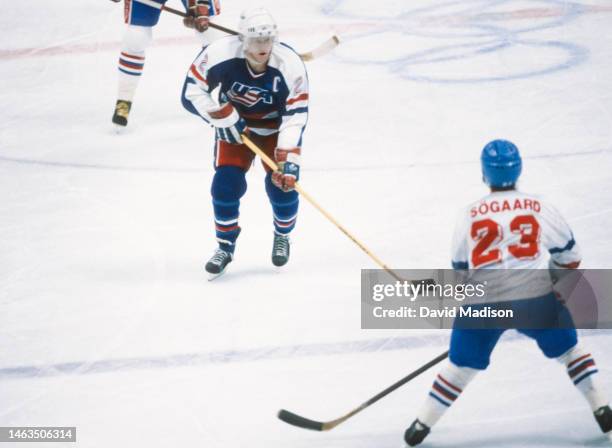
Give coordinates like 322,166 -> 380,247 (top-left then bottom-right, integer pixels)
207,269 -> 227,281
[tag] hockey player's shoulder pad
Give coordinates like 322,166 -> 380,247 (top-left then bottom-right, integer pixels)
195,36 -> 243,71
268,42 -> 308,83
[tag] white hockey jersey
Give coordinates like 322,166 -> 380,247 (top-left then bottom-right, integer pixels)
451,190 -> 581,301
181,36 -> 309,149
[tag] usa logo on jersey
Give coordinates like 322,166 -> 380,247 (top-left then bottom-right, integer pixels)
227,82 -> 273,107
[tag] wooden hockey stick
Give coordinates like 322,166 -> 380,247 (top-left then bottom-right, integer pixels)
242,134 -> 406,280
131,0 -> 340,61
242,134 -> 435,283
278,350 -> 449,431
131,0 -> 239,35
299,35 -> 340,62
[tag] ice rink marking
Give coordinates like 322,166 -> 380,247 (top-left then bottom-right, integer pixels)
0,147 -> 607,174
322,0 -> 612,83
1,331 -> 609,381
0,154 -> 207,174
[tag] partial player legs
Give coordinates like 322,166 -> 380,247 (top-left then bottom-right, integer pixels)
265,172 -> 298,234
265,172 -> 298,266
211,166 -> 247,254
519,327 -> 610,432
113,24 -> 152,126
406,328 -> 502,446
407,327 -> 611,446
117,25 -> 151,100
406,360 -> 479,446
205,134 -> 300,271
557,343 -> 611,433
205,165 -> 247,276
449,327 -> 505,370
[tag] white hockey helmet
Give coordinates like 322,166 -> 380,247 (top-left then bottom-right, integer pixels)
238,7 -> 278,41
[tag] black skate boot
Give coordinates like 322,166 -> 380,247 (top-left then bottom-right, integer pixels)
205,248 -> 233,278
404,419 -> 430,447
271,233 -> 290,267
594,405 -> 612,433
112,100 -> 132,127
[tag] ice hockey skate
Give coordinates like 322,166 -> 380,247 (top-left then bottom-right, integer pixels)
595,405 -> 612,434
205,248 -> 233,279
271,233 -> 290,267
404,419 -> 430,447
112,100 -> 132,127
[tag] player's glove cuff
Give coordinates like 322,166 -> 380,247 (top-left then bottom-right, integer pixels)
272,148 -> 300,192
184,0 -> 210,31
549,257 -> 581,284
209,103 -> 247,145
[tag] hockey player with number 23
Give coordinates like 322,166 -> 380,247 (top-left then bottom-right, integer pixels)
181,7 -> 308,278
405,140 -> 612,446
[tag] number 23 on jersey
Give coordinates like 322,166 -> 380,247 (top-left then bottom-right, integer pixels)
471,214 -> 540,268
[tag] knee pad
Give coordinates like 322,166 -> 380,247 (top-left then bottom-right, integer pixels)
211,166 -> 247,201
532,328 -> 578,359
122,24 -> 153,54
449,328 -> 504,370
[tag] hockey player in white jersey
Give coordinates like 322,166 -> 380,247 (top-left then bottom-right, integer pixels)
181,7 -> 308,276
404,140 -> 611,446
110,0 -> 221,127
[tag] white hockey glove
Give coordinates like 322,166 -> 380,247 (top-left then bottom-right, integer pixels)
208,103 -> 248,145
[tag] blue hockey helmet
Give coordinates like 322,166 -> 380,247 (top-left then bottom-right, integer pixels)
481,139 -> 522,188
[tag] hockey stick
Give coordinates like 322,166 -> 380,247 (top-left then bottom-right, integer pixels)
299,35 -> 340,62
131,0 -> 239,35
130,0 -> 340,61
241,134 -> 407,281
278,350 -> 449,431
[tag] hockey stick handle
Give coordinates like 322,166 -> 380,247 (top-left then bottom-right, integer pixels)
131,0 -> 238,35
360,350 -> 449,408
130,0 -> 339,61
323,350 -> 450,429
278,350 -> 449,431
241,134 -> 403,280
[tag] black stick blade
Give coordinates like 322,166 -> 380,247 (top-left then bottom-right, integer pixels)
277,409 -> 324,431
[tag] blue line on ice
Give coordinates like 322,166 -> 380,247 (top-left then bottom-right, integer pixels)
0,148 -> 606,173
1,331 -> 609,380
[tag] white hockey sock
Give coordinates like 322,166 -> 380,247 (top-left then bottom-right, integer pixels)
116,25 -> 152,102
117,52 -> 144,102
558,344 -> 608,412
416,361 -> 479,428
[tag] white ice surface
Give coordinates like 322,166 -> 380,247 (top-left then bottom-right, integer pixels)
1,0 -> 611,447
